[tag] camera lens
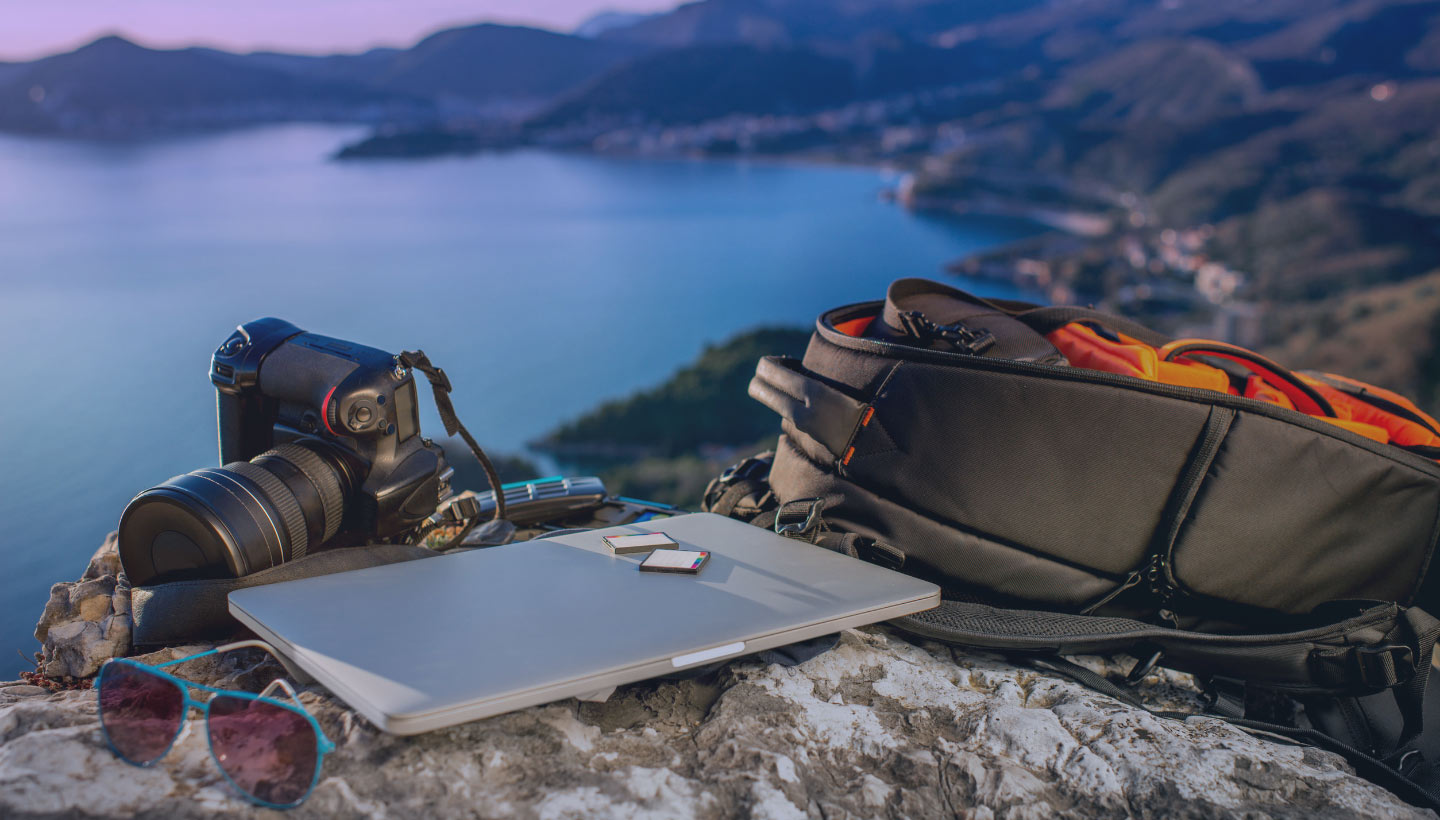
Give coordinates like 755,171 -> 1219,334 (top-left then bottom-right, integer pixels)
118,441 -> 350,586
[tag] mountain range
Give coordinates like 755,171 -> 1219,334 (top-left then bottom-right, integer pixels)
3,0 -> 1440,405
8,1 -> 1437,139
0,1 -> 1065,136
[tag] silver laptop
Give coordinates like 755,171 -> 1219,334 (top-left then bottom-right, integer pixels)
228,512 -> 939,735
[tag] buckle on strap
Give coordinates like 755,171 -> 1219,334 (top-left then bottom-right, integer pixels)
1312,644 -> 1416,690
1356,645 -> 1415,689
718,454 -> 772,487
775,498 -> 825,538
854,538 -> 905,570
897,310 -> 997,355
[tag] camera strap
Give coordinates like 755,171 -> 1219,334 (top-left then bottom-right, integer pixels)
398,350 -> 508,526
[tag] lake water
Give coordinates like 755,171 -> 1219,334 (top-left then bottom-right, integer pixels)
0,124 -> 1034,670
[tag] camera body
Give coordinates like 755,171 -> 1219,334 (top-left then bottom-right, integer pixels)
118,318 -> 453,586
212,317 -> 452,541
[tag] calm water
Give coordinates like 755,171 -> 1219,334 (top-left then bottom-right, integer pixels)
0,124 -> 1034,669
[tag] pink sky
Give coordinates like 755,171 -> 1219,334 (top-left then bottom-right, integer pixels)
1,1 -> 676,60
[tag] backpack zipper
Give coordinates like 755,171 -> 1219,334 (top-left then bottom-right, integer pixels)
1078,406 -> 1232,623
1146,554 -> 1181,628
818,307 -> 1440,477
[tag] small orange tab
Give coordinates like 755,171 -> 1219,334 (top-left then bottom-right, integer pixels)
842,446 -> 856,465
861,407 -> 874,427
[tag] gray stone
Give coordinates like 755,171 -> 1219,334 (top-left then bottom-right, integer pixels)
32,533 -> 131,679
0,629 -> 1429,819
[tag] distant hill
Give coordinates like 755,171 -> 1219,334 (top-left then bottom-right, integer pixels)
0,35 -> 430,136
532,45 -> 854,126
0,23 -> 648,136
596,0 -> 1044,48
573,10 -> 663,39
368,24 -> 644,110
536,325 -> 811,506
1044,39 -> 1264,125
537,327 -> 810,459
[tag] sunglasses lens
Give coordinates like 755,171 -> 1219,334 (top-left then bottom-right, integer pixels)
207,695 -> 319,806
97,662 -> 185,765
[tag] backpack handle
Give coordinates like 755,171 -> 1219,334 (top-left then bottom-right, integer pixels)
1158,339 -> 1337,418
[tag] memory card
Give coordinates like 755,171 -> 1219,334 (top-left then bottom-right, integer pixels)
602,532 -> 679,555
639,549 -> 709,574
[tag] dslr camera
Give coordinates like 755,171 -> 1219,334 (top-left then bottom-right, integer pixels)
118,318 -> 454,586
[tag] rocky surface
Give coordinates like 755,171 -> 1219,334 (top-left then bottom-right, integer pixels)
6,538 -> 1434,819
1,632 -> 1432,818
32,534 -> 129,680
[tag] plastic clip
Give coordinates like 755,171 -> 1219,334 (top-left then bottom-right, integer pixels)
897,310 -> 996,354
1125,649 -> 1164,686
775,498 -> 825,537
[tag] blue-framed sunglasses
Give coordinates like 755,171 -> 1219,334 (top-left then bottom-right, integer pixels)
94,640 -> 335,809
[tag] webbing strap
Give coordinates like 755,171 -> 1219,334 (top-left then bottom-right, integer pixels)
1015,305 -> 1174,346
1396,607 -> 1440,748
896,600 -> 1426,691
874,282 -> 1176,347
398,350 -> 506,524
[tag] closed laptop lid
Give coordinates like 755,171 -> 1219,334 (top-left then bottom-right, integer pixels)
228,512 -> 939,732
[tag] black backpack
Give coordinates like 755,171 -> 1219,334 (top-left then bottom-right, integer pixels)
704,279 -> 1440,810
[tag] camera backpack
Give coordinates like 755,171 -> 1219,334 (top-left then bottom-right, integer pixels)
704,278 -> 1440,809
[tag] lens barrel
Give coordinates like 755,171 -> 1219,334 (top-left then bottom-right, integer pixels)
118,441 -> 349,586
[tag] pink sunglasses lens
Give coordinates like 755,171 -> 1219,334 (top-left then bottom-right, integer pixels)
98,663 -> 185,765
206,695 -> 319,806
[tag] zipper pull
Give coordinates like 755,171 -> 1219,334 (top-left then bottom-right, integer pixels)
1080,567 -> 1145,615
1146,555 -> 1181,627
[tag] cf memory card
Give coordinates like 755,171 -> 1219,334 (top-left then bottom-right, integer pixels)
602,532 -> 678,555
639,549 -> 709,574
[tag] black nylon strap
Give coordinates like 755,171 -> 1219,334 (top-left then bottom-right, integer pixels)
1028,655 -> 1147,709
874,281 -> 1176,347
1015,305 -> 1175,346
1396,607 -> 1440,748
398,350 -> 507,524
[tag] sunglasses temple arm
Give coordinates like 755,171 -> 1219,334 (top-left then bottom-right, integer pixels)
156,640 -> 318,688
225,640 -> 319,686
259,678 -> 337,752
156,639 -> 273,667
258,677 -> 300,702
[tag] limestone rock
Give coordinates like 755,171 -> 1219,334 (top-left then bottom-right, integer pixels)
0,630 -> 1430,819
32,533 -> 131,679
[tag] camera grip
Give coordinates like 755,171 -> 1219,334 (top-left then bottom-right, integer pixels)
216,389 -> 272,465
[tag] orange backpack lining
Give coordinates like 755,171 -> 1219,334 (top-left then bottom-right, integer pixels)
1048,323 -> 1440,454
838,309 -> 1439,458
834,316 -> 875,337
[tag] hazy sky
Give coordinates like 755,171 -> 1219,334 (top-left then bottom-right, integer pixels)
0,1 -> 677,60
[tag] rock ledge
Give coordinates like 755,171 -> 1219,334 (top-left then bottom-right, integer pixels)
2,537 -> 1430,818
